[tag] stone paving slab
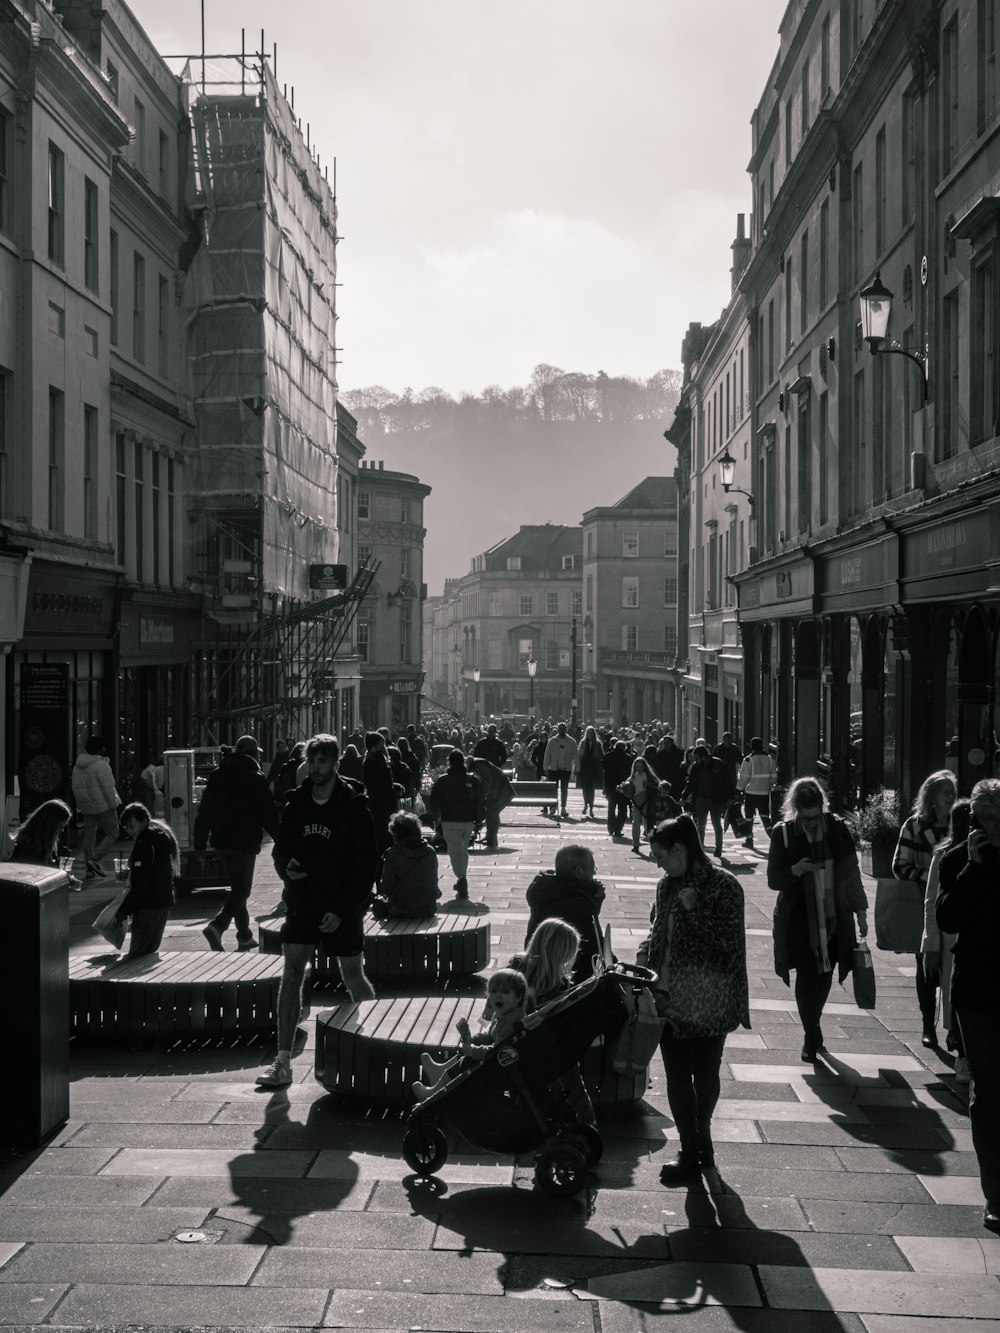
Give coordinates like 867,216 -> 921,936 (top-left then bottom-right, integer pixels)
758,1265 -> 1000,1317
601,1309 -> 867,1333
707,1168 -> 933,1204
98,1147 -> 316,1177
324,1289 -> 598,1329
861,1320 -> 1000,1333
50,1283 -> 330,1329
916,1174 -> 985,1205
0,1205 -> 210,1243
665,1228 -> 909,1270
893,1235 -> 1000,1274
586,1260 -> 762,1306
252,1244 -> 505,1294
0,1240 -> 264,1286
0,1281 -> 68,1325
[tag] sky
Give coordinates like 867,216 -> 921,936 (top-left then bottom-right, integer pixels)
129,0 -> 787,397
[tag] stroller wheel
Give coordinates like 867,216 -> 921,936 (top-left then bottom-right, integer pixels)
571,1123 -> 604,1167
535,1143 -> 589,1198
402,1123 -> 448,1176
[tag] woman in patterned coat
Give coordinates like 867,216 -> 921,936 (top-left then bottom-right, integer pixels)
637,814 -> 750,1185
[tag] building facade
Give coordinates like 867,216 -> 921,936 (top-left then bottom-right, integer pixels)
580,478 -> 679,730
724,0 -> 1000,806
356,460 -> 431,732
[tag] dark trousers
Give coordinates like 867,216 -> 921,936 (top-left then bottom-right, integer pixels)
212,848 -> 257,938
606,793 -> 629,836
128,907 -> 170,958
484,809 -> 500,847
915,953 -> 939,1027
694,796 -> 724,853
658,1030 -> 727,1153
743,793 -> 771,837
956,1006 -> 1000,1208
553,771 -> 571,811
794,966 -> 834,1044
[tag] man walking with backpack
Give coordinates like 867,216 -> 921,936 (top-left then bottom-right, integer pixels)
682,744 -> 733,857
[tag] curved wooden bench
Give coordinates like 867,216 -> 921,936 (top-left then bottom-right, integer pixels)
259,911 -> 490,985
314,997 -> 646,1112
69,951 -> 285,1038
509,779 -> 558,808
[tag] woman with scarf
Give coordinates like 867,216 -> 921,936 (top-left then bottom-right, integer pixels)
767,777 -> 868,1061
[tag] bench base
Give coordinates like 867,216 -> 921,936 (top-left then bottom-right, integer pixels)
69,951 -> 285,1038
315,999 -> 647,1112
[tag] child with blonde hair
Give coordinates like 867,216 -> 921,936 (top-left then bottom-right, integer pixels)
515,918 -> 582,1010
413,968 -> 526,1100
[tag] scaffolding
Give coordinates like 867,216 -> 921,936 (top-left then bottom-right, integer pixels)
177,44 -> 360,747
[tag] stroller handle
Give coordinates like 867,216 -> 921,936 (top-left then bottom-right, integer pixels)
613,960 -> 658,987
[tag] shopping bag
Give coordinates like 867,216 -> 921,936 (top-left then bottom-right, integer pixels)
874,879 -> 924,953
413,793 -> 426,817
610,984 -> 666,1077
852,941 -> 877,1009
93,888 -> 128,950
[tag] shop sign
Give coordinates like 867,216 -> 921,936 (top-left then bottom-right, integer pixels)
390,680 -> 417,694
25,566 -> 115,638
308,563 -> 348,591
906,513 -> 988,577
140,616 -> 175,647
741,582 -> 761,609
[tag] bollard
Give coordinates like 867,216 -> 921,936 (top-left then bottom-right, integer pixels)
0,862 -> 69,1149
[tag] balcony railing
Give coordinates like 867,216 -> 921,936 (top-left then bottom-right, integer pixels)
600,649 -> 673,669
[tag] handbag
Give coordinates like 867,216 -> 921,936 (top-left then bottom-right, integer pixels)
93,888 -> 129,950
874,879 -> 924,953
852,941 -> 877,1009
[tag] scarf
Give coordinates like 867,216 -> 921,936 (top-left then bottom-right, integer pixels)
800,821 -> 836,975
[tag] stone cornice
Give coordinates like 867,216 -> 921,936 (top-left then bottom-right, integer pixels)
111,159 -> 188,249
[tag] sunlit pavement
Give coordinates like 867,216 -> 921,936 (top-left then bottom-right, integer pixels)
3,804 -> 997,1332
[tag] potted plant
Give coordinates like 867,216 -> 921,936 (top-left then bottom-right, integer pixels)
856,788 -> 903,878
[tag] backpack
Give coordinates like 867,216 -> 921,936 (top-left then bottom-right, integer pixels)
609,983 -> 665,1078
649,784 -> 680,826
706,759 -> 731,804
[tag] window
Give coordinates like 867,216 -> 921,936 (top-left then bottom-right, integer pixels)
767,300 -> 774,383
821,14 -> 831,95
785,96 -> 793,165
663,576 -> 678,605
83,405 -> 98,539
784,425 -> 792,538
134,98 -> 146,173
151,450 -> 161,584
158,130 -> 169,197
115,432 -> 126,563
622,624 -> 638,652
875,128 -> 886,257
943,20 -> 959,174
546,591 -> 559,616
664,624 -> 677,657
980,0 -> 999,133
399,606 -> 412,663
562,554 -> 575,570
167,456 -> 176,586
852,162 -> 864,284
134,440 -> 145,581
110,231 -> 119,345
48,387 -> 64,531
972,254 -> 997,444
801,58 -> 810,135
83,178 -> 99,292
132,252 -> 145,362
903,89 -> 916,223
400,548 -> 410,578
488,591 -> 503,617
818,391 -> 829,525
585,573 -> 593,611
518,638 -> 533,668
622,576 -> 639,608
800,228 -> 808,331
155,275 -> 169,376
106,60 -> 118,103
357,490 -> 370,519
0,369 -> 8,518
785,256 -> 793,348
797,395 -> 811,533
545,639 -> 560,670
506,556 -> 521,570
358,542 -> 372,567
819,200 -> 829,308
586,531 -> 594,558
941,290 -> 960,459
519,593 -> 532,616
401,497 -> 410,523
572,590 -> 582,616
488,638 -> 502,670
622,531 -> 639,557
48,301 -> 65,337
851,369 -> 865,517
357,620 -> 370,663
84,325 -> 98,357
0,108 -> 10,235
850,0 -> 864,59
47,144 -> 64,265
664,525 -> 678,555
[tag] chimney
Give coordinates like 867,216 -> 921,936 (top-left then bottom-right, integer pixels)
731,213 -> 751,291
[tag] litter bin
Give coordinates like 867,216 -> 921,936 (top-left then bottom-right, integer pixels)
0,862 -> 69,1149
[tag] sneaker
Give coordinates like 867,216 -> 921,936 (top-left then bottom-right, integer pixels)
954,1055 -> 972,1085
85,858 -> 107,878
202,921 -> 224,951
255,1057 -> 292,1088
454,877 -> 469,899
236,933 -> 258,952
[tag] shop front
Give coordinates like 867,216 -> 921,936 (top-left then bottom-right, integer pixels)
12,561 -> 119,814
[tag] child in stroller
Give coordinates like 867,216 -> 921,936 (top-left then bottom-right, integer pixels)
402,954 -> 656,1196
412,968 -> 526,1100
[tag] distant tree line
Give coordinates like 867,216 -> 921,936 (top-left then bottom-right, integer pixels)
342,364 -> 683,439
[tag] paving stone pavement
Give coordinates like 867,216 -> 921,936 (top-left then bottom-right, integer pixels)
3,803 -> 998,1330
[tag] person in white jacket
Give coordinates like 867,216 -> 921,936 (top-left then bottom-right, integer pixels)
70,736 -> 121,880
736,737 -> 776,849
542,722 -> 579,819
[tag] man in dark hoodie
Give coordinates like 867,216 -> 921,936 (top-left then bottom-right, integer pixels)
524,844 -> 606,983
256,733 -> 378,1089
194,735 -> 280,952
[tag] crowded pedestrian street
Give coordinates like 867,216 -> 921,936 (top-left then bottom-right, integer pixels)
1,796 -> 995,1332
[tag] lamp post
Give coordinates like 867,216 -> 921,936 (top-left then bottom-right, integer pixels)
472,665 -> 480,727
718,446 -> 755,509
858,270 -> 929,403
527,649 -> 537,722
570,615 -> 578,727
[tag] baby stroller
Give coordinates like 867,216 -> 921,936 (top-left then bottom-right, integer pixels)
401,959 -> 657,1197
